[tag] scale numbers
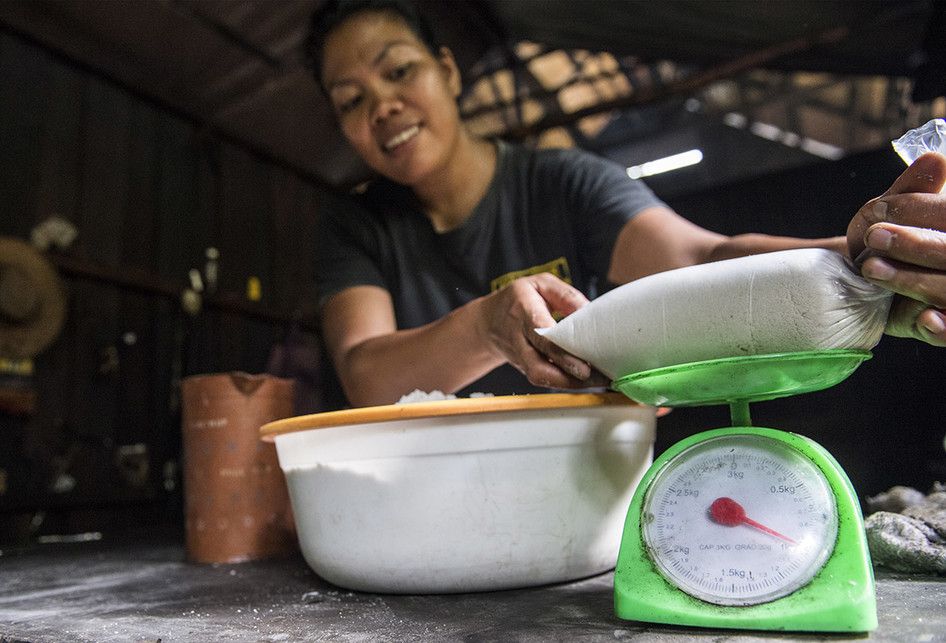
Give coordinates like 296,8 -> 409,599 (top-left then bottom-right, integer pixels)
641,434 -> 838,606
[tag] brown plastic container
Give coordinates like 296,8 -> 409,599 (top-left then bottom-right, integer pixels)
181,372 -> 297,563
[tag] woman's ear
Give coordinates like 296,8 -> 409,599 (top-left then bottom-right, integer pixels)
438,46 -> 462,98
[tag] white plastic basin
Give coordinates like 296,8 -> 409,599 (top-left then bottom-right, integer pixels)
260,392 -> 656,594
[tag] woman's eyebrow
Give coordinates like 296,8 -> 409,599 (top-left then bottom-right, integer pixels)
371,41 -> 416,67
328,41 -> 418,91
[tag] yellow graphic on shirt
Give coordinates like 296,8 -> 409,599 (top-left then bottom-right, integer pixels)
490,257 -> 572,292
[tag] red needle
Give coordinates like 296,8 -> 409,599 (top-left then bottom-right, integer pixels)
709,497 -> 797,545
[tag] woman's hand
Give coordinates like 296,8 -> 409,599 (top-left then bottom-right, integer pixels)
847,152 -> 946,346
476,273 -> 609,389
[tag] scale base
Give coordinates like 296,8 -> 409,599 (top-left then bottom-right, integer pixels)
613,427 -> 877,633
616,584 -> 877,633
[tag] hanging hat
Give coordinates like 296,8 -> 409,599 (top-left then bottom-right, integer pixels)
0,236 -> 66,359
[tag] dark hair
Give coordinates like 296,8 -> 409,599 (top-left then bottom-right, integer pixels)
305,0 -> 440,91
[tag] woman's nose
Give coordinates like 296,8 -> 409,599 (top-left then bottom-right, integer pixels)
370,87 -> 404,124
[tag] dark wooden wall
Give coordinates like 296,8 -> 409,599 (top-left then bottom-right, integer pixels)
0,30 -> 324,538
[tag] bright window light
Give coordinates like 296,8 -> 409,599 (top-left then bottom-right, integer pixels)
627,149 -> 703,179
800,137 -> 845,160
723,112 -> 748,128
743,119 -> 845,160
749,121 -> 782,141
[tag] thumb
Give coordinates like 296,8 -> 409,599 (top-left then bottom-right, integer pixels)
529,273 -> 590,322
848,153 -> 946,259
884,152 -> 946,196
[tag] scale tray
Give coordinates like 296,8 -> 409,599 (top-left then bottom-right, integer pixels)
611,349 -> 872,407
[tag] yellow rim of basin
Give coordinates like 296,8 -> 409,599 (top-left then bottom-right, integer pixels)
260,392 -> 659,441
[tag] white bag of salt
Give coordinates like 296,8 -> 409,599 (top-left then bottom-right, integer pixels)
537,248 -> 892,379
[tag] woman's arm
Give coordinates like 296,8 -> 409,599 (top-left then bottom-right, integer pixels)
322,276 -> 603,407
607,206 -> 845,285
321,285 -> 498,407
609,156 -> 946,348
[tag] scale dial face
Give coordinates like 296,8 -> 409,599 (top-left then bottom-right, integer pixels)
641,433 -> 838,606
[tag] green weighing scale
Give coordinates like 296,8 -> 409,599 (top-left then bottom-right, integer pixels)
610,349 -> 878,632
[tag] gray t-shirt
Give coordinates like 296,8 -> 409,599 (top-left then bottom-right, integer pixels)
315,140 -> 665,398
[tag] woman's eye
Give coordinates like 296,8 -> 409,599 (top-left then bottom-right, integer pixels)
336,95 -> 362,114
388,62 -> 413,81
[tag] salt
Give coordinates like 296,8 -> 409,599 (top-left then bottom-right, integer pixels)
538,248 -> 893,379
396,389 -> 494,404
396,389 -> 456,403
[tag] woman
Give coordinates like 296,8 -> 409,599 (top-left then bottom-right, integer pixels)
308,0 -> 946,408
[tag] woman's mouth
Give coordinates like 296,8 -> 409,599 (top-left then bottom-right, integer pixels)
383,124 -> 420,152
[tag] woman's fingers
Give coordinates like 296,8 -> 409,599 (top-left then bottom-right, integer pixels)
520,341 -> 606,388
863,223 -> 946,272
525,274 -> 611,385
522,273 -> 596,382
847,153 -> 946,259
529,272 -> 591,318
884,296 -> 946,347
857,195 -> 946,344
484,273 -> 603,388
844,152 -> 946,348
915,307 -> 946,345
867,191 -> 946,238
862,254 -> 946,307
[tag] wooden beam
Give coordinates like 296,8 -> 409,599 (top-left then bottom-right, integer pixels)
501,24 -> 850,140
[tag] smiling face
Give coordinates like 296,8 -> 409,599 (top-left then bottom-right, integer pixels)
321,10 -> 464,187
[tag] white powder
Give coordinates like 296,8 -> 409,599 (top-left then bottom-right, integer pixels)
537,248 -> 893,379
397,389 -> 457,404
396,390 -> 494,404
